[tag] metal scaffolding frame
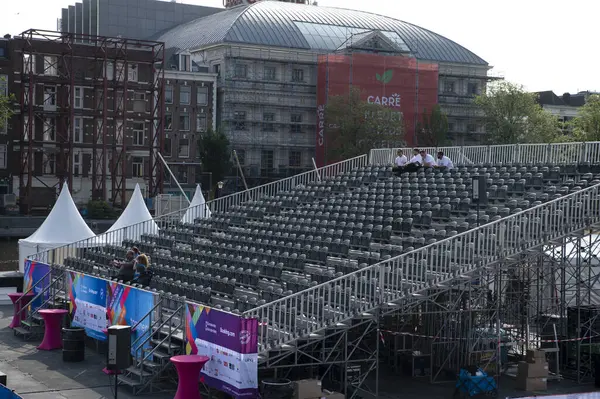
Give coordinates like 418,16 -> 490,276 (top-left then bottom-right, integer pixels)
18,29 -> 165,211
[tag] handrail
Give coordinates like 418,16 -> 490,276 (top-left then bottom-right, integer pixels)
369,142 -> 600,166
27,154 -> 368,264
130,298 -> 163,348
15,269 -> 53,307
242,180 -> 600,349
138,304 -> 184,366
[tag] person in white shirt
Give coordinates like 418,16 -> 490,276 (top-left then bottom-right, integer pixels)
418,150 -> 436,168
436,151 -> 454,170
392,150 -> 408,175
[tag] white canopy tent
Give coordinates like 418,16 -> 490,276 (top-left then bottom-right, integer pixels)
181,185 -> 211,224
94,184 -> 159,245
18,185 -> 96,273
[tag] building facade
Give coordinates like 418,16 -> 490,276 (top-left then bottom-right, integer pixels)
0,37 -> 12,196
8,30 -> 164,213
58,0 -> 222,41
155,1 -> 493,179
536,90 -> 596,134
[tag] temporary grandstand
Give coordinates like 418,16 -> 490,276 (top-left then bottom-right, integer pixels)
16,142 -> 600,397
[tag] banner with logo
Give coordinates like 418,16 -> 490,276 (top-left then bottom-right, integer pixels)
315,53 -> 439,166
23,259 -> 51,310
66,271 -> 108,341
107,282 -> 156,357
511,394 -> 600,399
185,302 -> 258,398
0,384 -> 23,399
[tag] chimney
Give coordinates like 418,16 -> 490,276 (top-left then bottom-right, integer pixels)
562,92 -> 571,105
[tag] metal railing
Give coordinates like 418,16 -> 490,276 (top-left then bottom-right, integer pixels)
369,142 -> 600,166
28,154 -> 368,264
242,181 -> 600,351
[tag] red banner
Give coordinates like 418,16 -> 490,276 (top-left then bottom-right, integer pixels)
315,53 -> 439,167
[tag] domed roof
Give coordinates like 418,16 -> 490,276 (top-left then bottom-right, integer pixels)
155,1 -> 487,65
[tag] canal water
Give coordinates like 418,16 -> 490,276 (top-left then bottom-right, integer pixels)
0,240 -> 19,272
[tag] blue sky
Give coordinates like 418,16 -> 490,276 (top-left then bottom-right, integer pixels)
3,0 -> 596,95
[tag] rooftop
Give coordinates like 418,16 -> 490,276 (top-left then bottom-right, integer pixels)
154,1 -> 487,65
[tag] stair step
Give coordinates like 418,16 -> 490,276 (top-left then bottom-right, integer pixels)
117,375 -> 142,387
141,360 -> 162,370
151,339 -> 180,351
151,350 -> 172,361
13,327 -> 32,336
126,366 -> 152,378
20,320 -> 40,328
31,313 -> 44,322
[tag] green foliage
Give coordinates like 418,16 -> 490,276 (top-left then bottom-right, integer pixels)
570,94 -> 600,141
325,87 -> 405,161
87,200 -> 118,219
416,105 -> 450,147
0,75 -> 15,124
475,81 -> 562,144
376,70 -> 394,84
198,128 -> 232,190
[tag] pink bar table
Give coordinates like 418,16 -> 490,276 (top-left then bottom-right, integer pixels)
171,355 -> 210,399
37,309 -> 69,350
8,292 -> 35,329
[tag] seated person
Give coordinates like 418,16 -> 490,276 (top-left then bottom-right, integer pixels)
419,150 -> 436,168
131,247 -> 140,259
111,250 -> 135,282
436,151 -> 454,170
401,148 -> 423,173
392,150 -> 408,175
132,254 -> 152,287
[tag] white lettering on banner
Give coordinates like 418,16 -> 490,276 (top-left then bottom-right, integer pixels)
367,93 -> 402,108
220,327 -> 236,338
205,321 -> 217,334
317,104 -> 325,147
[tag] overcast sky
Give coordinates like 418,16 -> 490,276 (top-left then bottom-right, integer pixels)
3,0 -> 596,95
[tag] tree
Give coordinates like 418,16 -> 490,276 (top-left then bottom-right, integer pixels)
570,94 -> 600,141
0,75 -> 15,125
416,105 -> 450,147
475,81 -> 562,144
197,128 -> 232,191
325,87 -> 405,161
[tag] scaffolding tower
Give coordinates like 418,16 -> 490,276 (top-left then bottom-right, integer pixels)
17,29 -> 164,212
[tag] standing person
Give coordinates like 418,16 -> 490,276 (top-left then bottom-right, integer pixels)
392,150 -> 408,175
436,152 -> 454,170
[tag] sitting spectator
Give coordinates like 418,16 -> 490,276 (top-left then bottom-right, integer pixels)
111,250 -> 135,282
401,148 -> 423,173
419,150 -> 436,168
132,247 -> 140,258
133,254 -> 152,286
436,151 -> 454,170
392,150 -> 408,175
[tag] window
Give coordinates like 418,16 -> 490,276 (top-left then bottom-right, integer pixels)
133,122 -> 145,146
43,86 -> 56,106
444,81 -> 455,93
104,61 -> 114,79
213,64 -> 221,76
177,165 -> 188,182
179,54 -> 190,72
128,64 -> 138,82
196,87 -> 208,106
264,66 -> 276,81
115,120 -> 124,145
233,111 -> 246,130
196,114 -> 207,132
179,113 -> 190,131
43,118 -> 56,142
180,86 -> 191,105
0,144 -> 6,169
448,122 -> 455,132
164,136 -> 172,157
292,69 -> 304,82
289,150 -> 302,167
0,75 -> 6,134
165,114 -> 173,130
165,85 -> 173,103
43,56 -> 58,76
291,113 -> 302,133
467,82 -> 479,95
132,157 -> 144,177
234,64 -> 247,79
73,117 -> 83,143
235,149 -> 245,165
261,150 -> 274,171
178,137 -> 190,158
74,87 -> 83,108
73,152 -> 81,176
43,153 -> 55,174
262,112 -> 276,132
467,123 -> 476,133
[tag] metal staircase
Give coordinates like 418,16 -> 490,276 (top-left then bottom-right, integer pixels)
117,295 -> 186,395
244,182 -> 600,356
13,267 -> 69,340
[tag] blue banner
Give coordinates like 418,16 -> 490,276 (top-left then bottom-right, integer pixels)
66,271 -> 108,341
0,385 -> 23,399
107,282 -> 155,357
23,260 -> 50,310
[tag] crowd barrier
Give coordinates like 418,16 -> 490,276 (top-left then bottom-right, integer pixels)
24,260 -> 259,398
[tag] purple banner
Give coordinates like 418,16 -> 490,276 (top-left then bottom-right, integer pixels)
185,302 -> 258,398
